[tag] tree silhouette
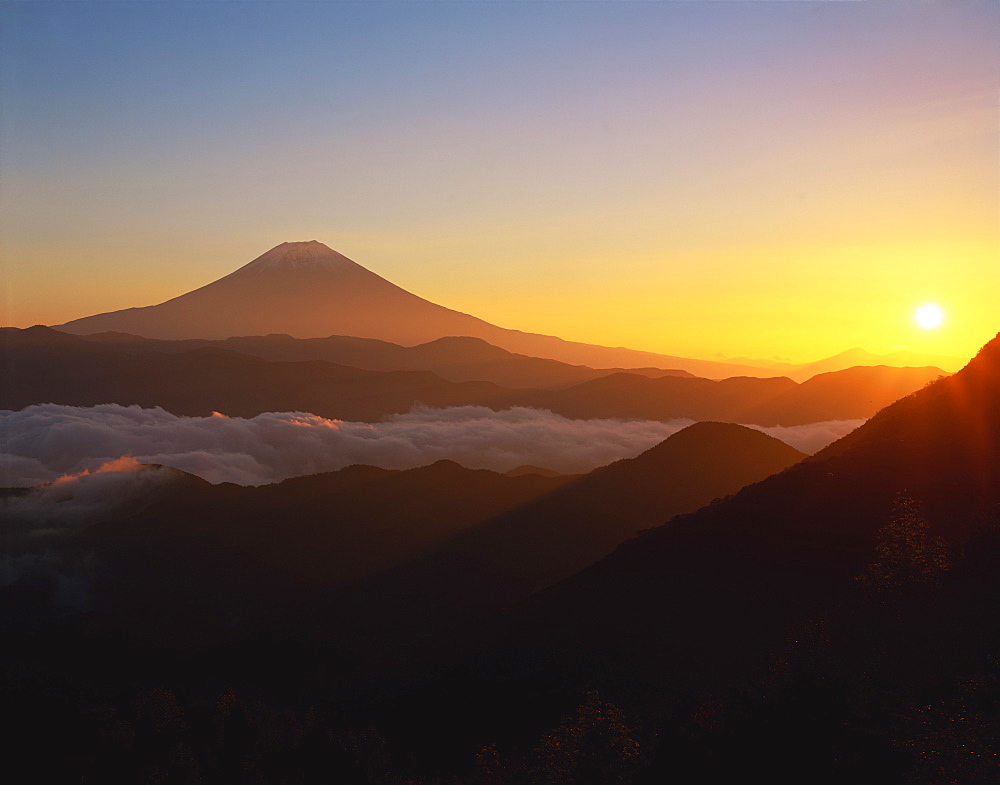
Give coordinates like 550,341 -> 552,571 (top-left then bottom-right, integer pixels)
532,690 -> 643,785
860,494 -> 949,593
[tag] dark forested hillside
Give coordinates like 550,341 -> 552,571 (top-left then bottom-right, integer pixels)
2,329 -> 995,785
444,332 -> 1000,783
316,422 -> 806,659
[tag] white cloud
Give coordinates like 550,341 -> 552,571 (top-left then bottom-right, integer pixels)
3,458 -> 175,531
747,419 -> 866,455
0,403 -> 863,488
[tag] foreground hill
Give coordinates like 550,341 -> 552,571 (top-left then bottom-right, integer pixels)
319,422 -> 807,657
0,418 -> 810,783
2,422 -> 802,657
446,333 -> 1000,776
3,459 -> 573,651
52,240 -> 770,378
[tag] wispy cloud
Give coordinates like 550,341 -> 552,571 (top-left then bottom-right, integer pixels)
749,419 -> 865,455
0,458 -> 168,613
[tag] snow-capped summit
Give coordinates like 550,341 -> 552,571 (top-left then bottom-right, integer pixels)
235,241 -> 363,275
56,241 -> 497,344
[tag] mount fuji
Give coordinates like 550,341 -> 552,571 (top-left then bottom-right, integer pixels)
55,241 -> 767,378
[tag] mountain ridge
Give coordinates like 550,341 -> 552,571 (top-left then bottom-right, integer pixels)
52,241 -> 784,379
2,325 -> 945,429
456,331 -> 1000,695
318,421 -> 808,660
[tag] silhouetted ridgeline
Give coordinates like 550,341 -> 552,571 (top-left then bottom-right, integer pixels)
313,422 -> 806,661
2,419 -> 806,781
81,329 -> 696,388
1,330 -> 996,783
0,325 -> 518,421
439,331 -> 1000,782
2,325 -> 944,425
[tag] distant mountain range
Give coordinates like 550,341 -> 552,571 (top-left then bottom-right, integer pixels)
518,364 -> 946,426
55,328 -> 696,389
53,241 -> 768,378
1,325 -> 515,421
2,325 -> 946,426
51,240 -> 961,379
729,346 -> 968,377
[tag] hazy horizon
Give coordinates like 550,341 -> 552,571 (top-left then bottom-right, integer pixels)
2,1 -> 997,363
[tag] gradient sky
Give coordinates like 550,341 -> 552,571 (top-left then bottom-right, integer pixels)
2,0 -> 997,363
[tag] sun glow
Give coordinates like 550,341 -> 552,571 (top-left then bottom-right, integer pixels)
914,304 -> 945,330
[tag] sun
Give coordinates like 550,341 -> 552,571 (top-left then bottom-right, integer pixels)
914,303 -> 944,330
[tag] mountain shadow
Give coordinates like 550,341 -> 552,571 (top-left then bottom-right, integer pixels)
318,422 -> 806,661
54,461 -> 573,652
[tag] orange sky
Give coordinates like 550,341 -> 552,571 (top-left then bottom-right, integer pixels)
2,1 -> 997,363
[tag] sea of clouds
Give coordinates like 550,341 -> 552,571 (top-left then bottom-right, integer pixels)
0,403 -> 865,488
0,404 -> 865,604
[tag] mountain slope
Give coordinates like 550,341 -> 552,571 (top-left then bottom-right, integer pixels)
739,364 -> 947,425
7,459 -> 572,652
53,241 -> 770,378
321,422 -> 806,657
58,242 -> 500,345
469,332 -> 1000,695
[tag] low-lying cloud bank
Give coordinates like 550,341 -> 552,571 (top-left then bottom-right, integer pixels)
3,458 -> 176,531
751,419 -> 866,455
0,458 -> 173,612
1,404 -> 864,487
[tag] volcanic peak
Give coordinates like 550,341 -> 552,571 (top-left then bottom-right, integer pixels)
235,240 -> 363,276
